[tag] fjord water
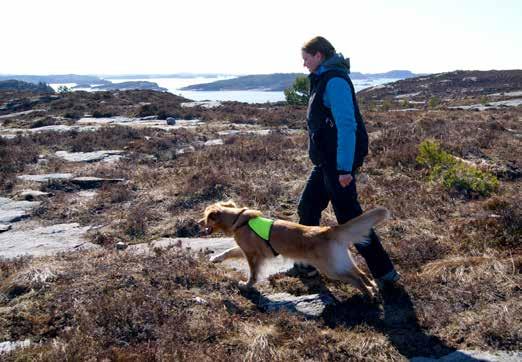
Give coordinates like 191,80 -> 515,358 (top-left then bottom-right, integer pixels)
52,76 -> 399,104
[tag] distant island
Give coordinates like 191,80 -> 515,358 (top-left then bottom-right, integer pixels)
181,70 -> 422,91
0,75 -> 167,92
0,79 -> 54,93
75,81 -> 167,92
0,74 -> 110,86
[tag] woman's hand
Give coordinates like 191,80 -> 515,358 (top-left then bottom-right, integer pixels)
338,173 -> 353,188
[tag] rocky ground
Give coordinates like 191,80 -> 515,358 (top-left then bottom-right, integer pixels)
0,74 -> 520,360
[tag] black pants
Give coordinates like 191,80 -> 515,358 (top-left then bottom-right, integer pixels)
297,165 -> 395,279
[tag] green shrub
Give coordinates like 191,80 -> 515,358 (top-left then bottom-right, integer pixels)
442,163 -> 499,196
417,139 -> 499,197
417,139 -> 457,176
284,75 -> 309,105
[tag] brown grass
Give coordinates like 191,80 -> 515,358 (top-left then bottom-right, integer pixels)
1,89 -> 521,360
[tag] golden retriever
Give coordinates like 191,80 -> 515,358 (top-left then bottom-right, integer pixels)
199,201 -> 389,299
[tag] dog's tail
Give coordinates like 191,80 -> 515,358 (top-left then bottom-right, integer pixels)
328,207 -> 389,246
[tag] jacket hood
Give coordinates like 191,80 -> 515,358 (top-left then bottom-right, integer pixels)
316,53 -> 350,75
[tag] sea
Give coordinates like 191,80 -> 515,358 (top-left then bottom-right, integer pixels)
50,76 -> 399,104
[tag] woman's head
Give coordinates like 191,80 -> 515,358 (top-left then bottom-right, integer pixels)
301,36 -> 336,73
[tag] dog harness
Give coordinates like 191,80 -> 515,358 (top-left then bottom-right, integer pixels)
248,216 -> 279,256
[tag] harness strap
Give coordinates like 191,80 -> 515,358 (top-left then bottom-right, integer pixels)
230,208 -> 248,231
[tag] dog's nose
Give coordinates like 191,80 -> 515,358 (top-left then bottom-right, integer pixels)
199,226 -> 210,236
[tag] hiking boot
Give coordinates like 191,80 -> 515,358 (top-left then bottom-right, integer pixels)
376,269 -> 400,289
286,262 -> 318,278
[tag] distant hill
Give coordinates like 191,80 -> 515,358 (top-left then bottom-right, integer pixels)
350,70 -> 420,80
0,74 -> 110,85
0,79 -> 54,93
181,71 -> 422,91
358,69 -> 522,102
181,73 -> 305,91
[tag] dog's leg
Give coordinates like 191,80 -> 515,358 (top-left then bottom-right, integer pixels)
323,245 -> 378,300
210,246 -> 244,263
331,270 -> 377,300
356,266 -> 378,291
239,254 -> 261,289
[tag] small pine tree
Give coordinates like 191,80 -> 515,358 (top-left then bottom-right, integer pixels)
57,85 -> 71,94
428,96 -> 440,109
284,76 -> 309,105
381,99 -> 393,111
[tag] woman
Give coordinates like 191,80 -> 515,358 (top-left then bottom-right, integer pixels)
294,36 -> 399,287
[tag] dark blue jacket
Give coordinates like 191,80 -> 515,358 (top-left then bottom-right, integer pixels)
306,54 -> 368,172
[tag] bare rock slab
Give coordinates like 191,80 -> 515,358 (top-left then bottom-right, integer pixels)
55,150 -> 124,163
0,223 -> 96,258
0,197 -> 40,223
0,339 -> 31,354
258,292 -> 335,317
17,173 -> 74,183
411,349 -> 522,362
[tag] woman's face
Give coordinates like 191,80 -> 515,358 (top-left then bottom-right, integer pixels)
302,50 -> 324,73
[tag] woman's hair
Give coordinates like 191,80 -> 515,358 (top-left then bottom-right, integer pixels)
302,36 -> 336,59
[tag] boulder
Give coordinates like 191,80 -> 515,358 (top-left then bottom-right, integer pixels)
166,117 -> 177,125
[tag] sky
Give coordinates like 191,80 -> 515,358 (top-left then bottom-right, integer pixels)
1,0 -> 521,75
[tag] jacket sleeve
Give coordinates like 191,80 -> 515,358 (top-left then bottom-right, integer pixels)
323,77 -> 357,173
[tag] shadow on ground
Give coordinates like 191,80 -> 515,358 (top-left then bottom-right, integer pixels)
242,275 -> 484,361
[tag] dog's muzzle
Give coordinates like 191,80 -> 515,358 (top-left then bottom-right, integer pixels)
200,225 -> 213,236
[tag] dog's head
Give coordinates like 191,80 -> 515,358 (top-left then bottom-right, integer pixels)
199,200 -> 260,236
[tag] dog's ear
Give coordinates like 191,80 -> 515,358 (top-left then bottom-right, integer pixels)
207,210 -> 221,221
202,204 -> 221,224
231,209 -> 262,230
219,200 -> 237,208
